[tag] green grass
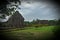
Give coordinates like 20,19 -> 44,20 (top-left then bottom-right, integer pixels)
1,26 -> 55,40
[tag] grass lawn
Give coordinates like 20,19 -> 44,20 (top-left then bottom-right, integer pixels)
0,26 -> 55,40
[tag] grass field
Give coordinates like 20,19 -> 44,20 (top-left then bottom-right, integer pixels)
1,26 -> 55,40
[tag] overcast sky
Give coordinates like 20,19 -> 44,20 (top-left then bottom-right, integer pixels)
0,0 -> 59,22
18,0 -> 59,21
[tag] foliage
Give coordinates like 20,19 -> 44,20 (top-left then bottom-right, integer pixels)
53,19 -> 60,40
48,20 -> 57,26
0,0 -> 21,18
24,19 -> 58,28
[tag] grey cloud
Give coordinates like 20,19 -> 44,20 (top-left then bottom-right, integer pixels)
20,0 -> 54,3
20,0 -> 55,6
20,0 -> 59,6
20,0 -> 59,21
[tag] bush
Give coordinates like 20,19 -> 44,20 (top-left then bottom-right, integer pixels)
53,19 -> 60,40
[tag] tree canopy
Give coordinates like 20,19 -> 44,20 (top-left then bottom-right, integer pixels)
0,0 -> 21,18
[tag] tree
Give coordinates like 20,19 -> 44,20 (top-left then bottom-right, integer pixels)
53,19 -> 60,40
48,20 -> 57,26
31,19 -> 36,24
0,0 -> 21,18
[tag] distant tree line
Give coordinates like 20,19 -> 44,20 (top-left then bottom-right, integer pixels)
0,19 -> 59,28
24,19 -> 59,27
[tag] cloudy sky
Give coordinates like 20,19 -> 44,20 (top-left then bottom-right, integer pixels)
18,0 -> 59,21
0,0 -> 59,22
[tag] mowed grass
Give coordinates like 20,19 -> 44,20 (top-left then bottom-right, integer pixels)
1,26 -> 55,40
